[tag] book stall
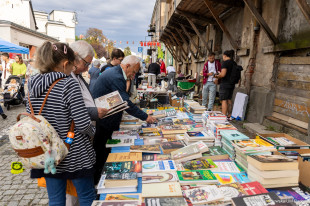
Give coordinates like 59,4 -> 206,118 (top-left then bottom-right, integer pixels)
92,99 -> 310,206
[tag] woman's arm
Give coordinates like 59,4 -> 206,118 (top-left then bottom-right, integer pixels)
215,68 -> 227,79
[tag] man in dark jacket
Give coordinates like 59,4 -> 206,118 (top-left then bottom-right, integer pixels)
202,52 -> 221,111
147,62 -> 160,87
91,55 -> 156,183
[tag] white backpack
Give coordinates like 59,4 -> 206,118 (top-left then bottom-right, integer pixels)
9,78 -> 73,169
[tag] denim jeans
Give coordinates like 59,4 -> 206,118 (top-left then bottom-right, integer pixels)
0,105 -> 3,114
45,176 -> 96,206
202,81 -> 216,110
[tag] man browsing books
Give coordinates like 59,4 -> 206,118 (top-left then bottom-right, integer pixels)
91,55 -> 156,184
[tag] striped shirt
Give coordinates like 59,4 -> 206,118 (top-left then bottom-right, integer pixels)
27,72 -> 96,179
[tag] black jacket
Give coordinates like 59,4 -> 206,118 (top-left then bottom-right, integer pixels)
148,63 -> 160,76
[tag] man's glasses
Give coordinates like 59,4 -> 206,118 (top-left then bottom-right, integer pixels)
77,54 -> 91,68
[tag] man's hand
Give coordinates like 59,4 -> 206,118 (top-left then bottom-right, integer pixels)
98,108 -> 109,119
208,72 -> 214,76
146,115 -> 157,124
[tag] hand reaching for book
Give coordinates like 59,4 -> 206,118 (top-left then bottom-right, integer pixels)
98,108 -> 109,119
146,115 -> 157,124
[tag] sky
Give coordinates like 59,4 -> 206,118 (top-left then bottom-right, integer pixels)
32,0 -> 156,55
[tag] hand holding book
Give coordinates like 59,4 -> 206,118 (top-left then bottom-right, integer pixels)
98,108 -> 110,119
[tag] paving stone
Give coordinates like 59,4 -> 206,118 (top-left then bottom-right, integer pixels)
15,190 -> 26,195
23,194 -> 35,200
39,199 -> 49,205
25,189 -> 38,194
3,190 -> 16,196
18,199 -> 31,206
7,201 -> 19,206
1,185 -> 11,190
27,184 -> 38,189
2,195 -> 13,202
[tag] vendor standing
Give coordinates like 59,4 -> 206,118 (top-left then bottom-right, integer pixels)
91,55 -> 156,184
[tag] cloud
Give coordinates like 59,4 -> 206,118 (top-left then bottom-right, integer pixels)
32,0 -> 156,54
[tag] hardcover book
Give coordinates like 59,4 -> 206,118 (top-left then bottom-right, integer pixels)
142,172 -> 178,184
160,125 -> 188,135
160,141 -> 186,154
106,138 -> 134,148
183,185 -> 224,205
145,197 -> 187,206
142,160 -> 177,173
106,152 -> 142,162
172,118 -> 195,125
170,144 -> 201,160
105,172 -> 137,180
95,91 -> 123,109
104,193 -> 141,202
231,192 -> 281,206
130,145 -> 161,153
182,159 -> 217,170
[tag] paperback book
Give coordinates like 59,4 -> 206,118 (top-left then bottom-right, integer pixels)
160,141 -> 186,154
160,125 -> 188,135
182,159 -> 217,170
142,182 -> 183,198
105,172 -> 137,180
142,154 -> 171,161
183,185 -> 224,205
102,161 -> 142,174
145,197 -> 187,206
213,172 -> 251,185
142,160 -> 177,173
170,144 -> 201,162
142,172 -> 178,184
231,192 -> 281,206
130,145 -> 161,153
172,118 -> 195,125
165,108 -> 177,117
218,183 -> 248,203
177,170 -> 218,185
106,138 -> 134,148
106,152 -> 142,162
111,130 -> 138,139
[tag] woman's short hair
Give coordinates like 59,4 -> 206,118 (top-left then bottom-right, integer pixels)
111,49 -> 125,60
70,40 -> 95,60
223,50 -> 235,60
35,41 -> 75,74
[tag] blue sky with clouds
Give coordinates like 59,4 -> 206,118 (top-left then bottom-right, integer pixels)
32,0 -> 156,54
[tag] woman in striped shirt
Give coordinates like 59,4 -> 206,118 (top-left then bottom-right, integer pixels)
27,41 -> 96,205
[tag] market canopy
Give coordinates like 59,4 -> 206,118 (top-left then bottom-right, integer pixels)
0,38 -> 29,54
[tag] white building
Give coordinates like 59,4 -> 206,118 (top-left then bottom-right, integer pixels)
0,0 -> 77,59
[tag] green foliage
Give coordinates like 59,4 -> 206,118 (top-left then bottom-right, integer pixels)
145,55 -> 150,64
157,46 -> 164,60
124,46 -> 132,56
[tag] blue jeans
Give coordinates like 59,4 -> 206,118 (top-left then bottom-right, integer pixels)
45,177 -> 96,206
202,81 -> 216,110
0,105 -> 3,114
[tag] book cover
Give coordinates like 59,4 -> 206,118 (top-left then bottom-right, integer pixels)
139,132 -> 161,137
142,172 -> 178,184
106,138 -> 134,147
112,130 -> 138,139
232,192 -> 280,206
183,185 -> 224,205
130,145 -> 161,153
249,154 -> 294,163
157,117 -> 174,126
106,152 -> 142,162
142,127 -> 159,133
182,159 -> 217,170
172,118 -> 195,125
142,154 -> 171,161
160,125 -> 188,134
185,131 -> 207,139
267,187 -> 310,201
213,172 -> 251,185
142,182 -> 183,198
177,170 -> 217,182
170,144 -> 200,160
160,141 -> 186,154
206,146 -> 228,156
189,141 -> 209,153
278,151 -> 299,160
220,130 -> 250,141
165,108 -> 177,117
104,194 -> 141,201
103,161 -> 142,174
145,197 -> 187,206
143,109 -> 158,114
105,172 -> 137,180
218,183 -> 248,202
142,160 -> 176,173
212,161 -> 241,173
121,115 -> 139,122
91,200 -> 140,206
240,181 -> 268,195
94,91 -> 124,109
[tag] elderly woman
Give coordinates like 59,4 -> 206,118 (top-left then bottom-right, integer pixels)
27,41 -> 96,205
70,40 -> 109,121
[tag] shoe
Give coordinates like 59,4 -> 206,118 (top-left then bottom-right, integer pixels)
1,113 -> 7,119
227,116 -> 233,121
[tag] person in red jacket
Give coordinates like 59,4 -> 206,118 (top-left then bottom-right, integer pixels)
202,52 -> 221,110
159,59 -> 166,75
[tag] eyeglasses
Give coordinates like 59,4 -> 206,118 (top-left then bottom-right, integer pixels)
118,58 -> 123,62
77,54 -> 91,68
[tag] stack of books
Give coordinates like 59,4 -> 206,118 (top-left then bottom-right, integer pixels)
209,121 -> 237,141
183,131 -> 215,146
202,111 -> 227,127
220,130 -> 250,159
170,144 -> 202,163
112,130 -> 138,139
247,154 -> 299,188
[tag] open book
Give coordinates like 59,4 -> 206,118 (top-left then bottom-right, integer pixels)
95,91 -> 129,118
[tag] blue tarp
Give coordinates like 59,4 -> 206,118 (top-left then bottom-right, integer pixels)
0,38 -> 29,54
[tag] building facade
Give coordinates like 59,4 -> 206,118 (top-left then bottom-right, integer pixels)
150,0 -> 310,141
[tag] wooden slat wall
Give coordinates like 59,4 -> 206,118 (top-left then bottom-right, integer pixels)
273,57 -> 310,129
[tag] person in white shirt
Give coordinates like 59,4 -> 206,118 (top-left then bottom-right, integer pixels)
202,52 -> 222,110
1,53 -> 12,89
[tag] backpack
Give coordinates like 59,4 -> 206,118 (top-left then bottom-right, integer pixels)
9,78 -> 74,170
230,63 -> 243,84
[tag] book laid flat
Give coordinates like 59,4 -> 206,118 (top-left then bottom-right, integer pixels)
130,145 -> 161,153
106,152 -> 142,163
142,182 -> 183,198
145,197 -> 187,206
102,161 -> 142,174
231,192 -> 281,206
142,154 -> 171,161
160,125 -> 188,135
111,130 -> 138,139
142,160 -> 177,173
106,138 -> 135,148
217,183 -> 248,203
160,141 -> 186,154
247,164 -> 299,179
105,172 -> 137,180
91,200 -> 140,206
182,159 -> 217,170
170,144 -> 201,162
247,154 -> 298,170
213,172 -> 251,185
142,172 -> 178,184
240,181 -> 268,195
104,193 -> 142,203
183,185 -> 224,205
177,170 -> 218,185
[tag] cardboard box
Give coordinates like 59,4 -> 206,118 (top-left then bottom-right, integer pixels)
258,133 -> 310,150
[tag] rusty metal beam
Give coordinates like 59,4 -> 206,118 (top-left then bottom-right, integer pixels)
182,14 -> 212,53
179,23 -> 204,57
202,0 -> 239,49
296,0 -> 310,25
242,0 -> 279,44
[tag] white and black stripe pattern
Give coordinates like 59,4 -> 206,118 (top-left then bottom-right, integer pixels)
27,72 -> 96,178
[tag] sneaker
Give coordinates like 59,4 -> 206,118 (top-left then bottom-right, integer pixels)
227,116 -> 233,121
1,113 -> 7,119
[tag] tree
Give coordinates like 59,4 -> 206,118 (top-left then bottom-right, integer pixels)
157,47 -> 164,60
84,28 -> 108,59
124,47 -> 132,56
145,55 -> 150,64
105,41 -> 115,58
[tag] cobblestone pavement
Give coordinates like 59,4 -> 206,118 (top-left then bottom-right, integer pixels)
0,104 -> 49,206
